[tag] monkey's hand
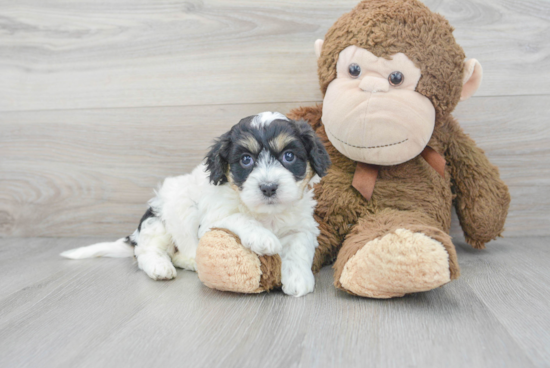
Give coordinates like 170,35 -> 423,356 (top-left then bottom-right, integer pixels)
287,104 -> 323,131
446,120 -> 511,249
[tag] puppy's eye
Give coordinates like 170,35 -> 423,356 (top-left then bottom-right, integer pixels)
389,71 -> 404,86
240,155 -> 254,168
282,151 -> 295,164
348,63 -> 361,78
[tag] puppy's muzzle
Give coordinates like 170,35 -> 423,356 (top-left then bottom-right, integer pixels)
260,183 -> 278,198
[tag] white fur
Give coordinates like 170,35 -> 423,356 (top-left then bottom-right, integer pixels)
133,217 -> 177,280
240,150 -> 302,214
62,162 -> 319,296
250,111 -> 288,128
61,113 -> 321,297
60,238 -> 133,259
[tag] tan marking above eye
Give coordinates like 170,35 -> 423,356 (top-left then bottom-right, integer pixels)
236,134 -> 261,154
269,132 -> 296,153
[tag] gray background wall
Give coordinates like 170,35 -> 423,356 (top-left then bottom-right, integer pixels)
1,0 -> 549,238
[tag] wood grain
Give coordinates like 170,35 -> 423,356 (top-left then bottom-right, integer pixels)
457,237 -> 550,367
1,0 -> 549,112
0,102 -> 309,237
1,96 -> 548,238
1,237 -> 547,368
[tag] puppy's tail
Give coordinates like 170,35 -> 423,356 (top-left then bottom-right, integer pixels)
60,237 -> 134,259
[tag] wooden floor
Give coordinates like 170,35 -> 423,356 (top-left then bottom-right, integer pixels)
0,236 -> 549,368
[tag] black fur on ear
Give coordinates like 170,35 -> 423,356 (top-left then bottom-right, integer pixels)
294,119 -> 331,177
205,130 -> 233,185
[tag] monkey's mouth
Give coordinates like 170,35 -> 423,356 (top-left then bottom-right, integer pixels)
326,128 -> 408,149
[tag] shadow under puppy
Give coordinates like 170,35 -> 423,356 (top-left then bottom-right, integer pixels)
61,112 -> 330,297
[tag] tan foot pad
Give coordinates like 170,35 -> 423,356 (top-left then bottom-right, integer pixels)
340,229 -> 451,298
196,229 -> 263,293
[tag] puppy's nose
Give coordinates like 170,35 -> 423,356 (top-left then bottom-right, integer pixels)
260,183 -> 278,197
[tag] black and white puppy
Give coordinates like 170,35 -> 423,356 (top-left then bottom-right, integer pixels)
61,112 -> 330,297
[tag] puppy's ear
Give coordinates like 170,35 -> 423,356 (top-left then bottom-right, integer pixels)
295,120 -> 331,177
205,130 -> 232,185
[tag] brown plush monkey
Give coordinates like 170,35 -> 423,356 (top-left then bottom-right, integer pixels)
195,0 -> 510,298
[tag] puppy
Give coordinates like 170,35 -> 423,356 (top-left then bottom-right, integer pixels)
61,112 -> 331,297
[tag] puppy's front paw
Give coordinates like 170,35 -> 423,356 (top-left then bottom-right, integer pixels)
148,262 -> 177,281
242,229 -> 282,256
138,255 -> 177,281
281,267 -> 315,297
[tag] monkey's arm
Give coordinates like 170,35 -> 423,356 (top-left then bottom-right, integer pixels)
445,117 -> 511,249
287,104 -> 323,130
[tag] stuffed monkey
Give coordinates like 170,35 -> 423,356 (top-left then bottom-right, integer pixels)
195,0 -> 510,298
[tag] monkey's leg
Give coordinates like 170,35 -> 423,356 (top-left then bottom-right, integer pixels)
195,214 -> 342,294
333,209 -> 460,298
195,229 -> 282,293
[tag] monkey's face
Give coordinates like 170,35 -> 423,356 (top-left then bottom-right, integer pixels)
322,45 -> 435,166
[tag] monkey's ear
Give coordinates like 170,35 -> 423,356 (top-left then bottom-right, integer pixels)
205,131 -> 232,185
314,39 -> 324,59
461,59 -> 483,101
295,120 -> 331,177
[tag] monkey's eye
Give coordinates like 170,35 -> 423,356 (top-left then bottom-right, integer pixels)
240,154 -> 254,168
282,151 -> 295,164
389,71 -> 404,86
348,63 -> 361,78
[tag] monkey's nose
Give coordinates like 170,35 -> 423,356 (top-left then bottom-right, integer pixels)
260,183 -> 278,197
359,76 -> 390,93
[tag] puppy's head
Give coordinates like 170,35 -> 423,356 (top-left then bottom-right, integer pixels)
205,112 -> 331,214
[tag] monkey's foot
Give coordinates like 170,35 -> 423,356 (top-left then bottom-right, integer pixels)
338,229 -> 451,298
195,229 -> 281,294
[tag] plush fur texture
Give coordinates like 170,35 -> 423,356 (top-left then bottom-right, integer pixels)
339,229 -> 451,298
62,112 -> 330,297
317,0 -> 466,119
196,229 -> 265,293
196,228 -> 282,293
288,105 -> 508,277
195,0 -> 510,298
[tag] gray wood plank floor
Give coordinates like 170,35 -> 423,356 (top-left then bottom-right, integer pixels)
1,236 -> 548,368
